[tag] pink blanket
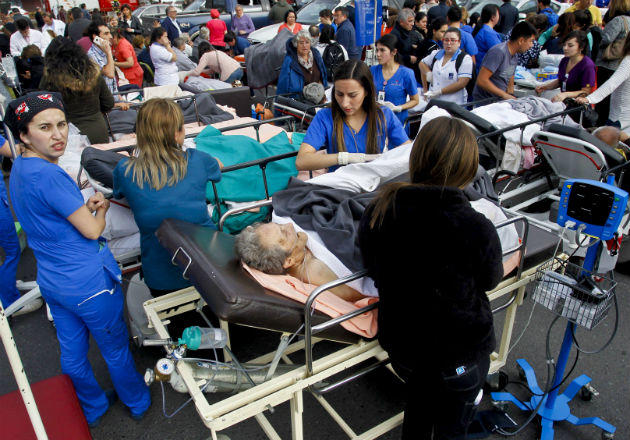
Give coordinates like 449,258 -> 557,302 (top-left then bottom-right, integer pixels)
242,264 -> 378,338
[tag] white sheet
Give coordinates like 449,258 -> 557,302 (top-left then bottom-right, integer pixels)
306,143 -> 412,192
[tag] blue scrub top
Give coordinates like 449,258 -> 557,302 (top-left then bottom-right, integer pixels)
474,24 -> 502,73
113,148 -> 222,291
302,107 -> 409,171
9,156 -> 112,295
370,64 -> 418,131
460,29 -> 478,57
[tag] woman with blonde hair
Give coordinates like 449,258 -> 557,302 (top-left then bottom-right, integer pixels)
359,117 -> 503,439
112,98 -> 223,296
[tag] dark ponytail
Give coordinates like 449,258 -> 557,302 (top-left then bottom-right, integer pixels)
472,4 -> 499,37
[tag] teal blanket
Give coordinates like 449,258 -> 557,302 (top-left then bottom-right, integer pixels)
195,126 -> 303,233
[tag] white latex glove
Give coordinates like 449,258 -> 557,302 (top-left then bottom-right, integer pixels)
424,89 -> 442,99
381,101 -> 402,112
338,152 -> 381,165
425,71 -> 433,83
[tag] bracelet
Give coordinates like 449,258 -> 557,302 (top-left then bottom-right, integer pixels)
338,151 -> 349,165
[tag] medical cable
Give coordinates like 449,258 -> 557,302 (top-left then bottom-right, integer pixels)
495,316 -> 559,436
507,225 -> 567,357
571,276 -> 619,355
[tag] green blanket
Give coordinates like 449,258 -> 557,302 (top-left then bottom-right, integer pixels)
195,126 -> 303,234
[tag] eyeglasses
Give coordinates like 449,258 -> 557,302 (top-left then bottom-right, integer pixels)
443,38 -> 460,43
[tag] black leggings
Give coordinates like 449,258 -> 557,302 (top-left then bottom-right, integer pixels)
394,356 -> 490,440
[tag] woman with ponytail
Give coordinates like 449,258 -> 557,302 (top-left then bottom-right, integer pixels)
473,3 -> 502,70
358,117 -> 504,439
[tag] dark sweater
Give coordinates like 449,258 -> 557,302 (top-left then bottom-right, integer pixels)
358,185 -> 503,369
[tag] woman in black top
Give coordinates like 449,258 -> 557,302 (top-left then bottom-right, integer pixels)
359,117 -> 504,439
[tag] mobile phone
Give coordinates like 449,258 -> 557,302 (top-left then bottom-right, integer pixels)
93,36 -> 105,46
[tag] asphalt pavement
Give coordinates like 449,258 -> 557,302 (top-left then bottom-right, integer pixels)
1,241 -> 629,440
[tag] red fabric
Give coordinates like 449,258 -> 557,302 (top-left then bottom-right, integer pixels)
206,18 -> 228,47
277,22 -> 303,34
114,37 -> 143,87
76,36 -> 93,53
0,374 -> 91,440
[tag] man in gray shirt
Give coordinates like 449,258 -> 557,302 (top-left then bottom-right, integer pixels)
472,21 -> 536,102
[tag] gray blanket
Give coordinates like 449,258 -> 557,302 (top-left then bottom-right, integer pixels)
107,92 -> 233,135
273,167 -> 501,272
245,29 -> 294,89
507,96 -> 580,128
272,178 -> 375,273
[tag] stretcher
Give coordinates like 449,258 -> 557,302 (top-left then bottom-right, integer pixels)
136,147 -> 561,439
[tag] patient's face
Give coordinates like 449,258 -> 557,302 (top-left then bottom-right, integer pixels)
257,223 -> 308,264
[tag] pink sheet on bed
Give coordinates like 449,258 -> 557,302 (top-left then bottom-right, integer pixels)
242,264 -> 378,338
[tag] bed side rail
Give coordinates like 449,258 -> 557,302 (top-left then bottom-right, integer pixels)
302,269 -> 383,394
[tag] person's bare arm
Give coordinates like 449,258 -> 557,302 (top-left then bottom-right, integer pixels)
0,141 -> 13,158
477,66 -> 515,100
551,86 -> 591,103
96,42 -> 116,79
295,142 -> 340,171
66,192 -> 109,240
535,78 -> 560,94
306,258 -> 366,302
401,93 -> 419,110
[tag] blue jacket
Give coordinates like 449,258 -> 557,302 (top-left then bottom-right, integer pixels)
335,19 -> 361,60
161,17 -> 181,43
277,38 -> 328,99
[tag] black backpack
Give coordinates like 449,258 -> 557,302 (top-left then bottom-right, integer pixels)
430,50 -> 477,97
322,42 -> 346,82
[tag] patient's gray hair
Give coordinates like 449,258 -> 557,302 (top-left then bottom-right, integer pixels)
234,223 -> 289,275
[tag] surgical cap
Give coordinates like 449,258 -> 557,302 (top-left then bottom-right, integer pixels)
4,91 -> 65,141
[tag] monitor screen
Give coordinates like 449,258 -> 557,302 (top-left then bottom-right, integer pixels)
567,182 -> 614,227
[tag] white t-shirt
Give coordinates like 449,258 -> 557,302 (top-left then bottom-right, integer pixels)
422,48 -> 473,105
150,43 -> 179,86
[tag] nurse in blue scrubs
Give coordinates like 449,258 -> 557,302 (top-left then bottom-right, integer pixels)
295,59 -> 411,172
5,92 -> 150,427
370,34 -> 419,135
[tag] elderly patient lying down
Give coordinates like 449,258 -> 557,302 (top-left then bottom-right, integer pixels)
235,222 -> 367,302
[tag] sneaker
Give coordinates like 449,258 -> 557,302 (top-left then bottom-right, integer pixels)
12,298 -> 43,317
88,389 -> 118,428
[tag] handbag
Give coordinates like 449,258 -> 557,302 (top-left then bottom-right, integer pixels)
602,17 -> 629,61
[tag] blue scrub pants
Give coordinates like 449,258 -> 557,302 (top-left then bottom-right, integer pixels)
0,185 -> 20,309
42,283 -> 151,424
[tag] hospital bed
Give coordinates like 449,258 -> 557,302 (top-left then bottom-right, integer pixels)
271,95 -> 327,129
135,149 -> 562,439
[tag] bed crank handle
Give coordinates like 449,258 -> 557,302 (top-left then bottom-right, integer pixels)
171,247 -> 193,280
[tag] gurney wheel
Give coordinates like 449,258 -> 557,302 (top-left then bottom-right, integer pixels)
485,371 -> 508,392
491,400 -> 509,412
579,386 -> 593,401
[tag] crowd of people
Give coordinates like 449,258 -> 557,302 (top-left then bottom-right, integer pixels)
1,0 -> 630,438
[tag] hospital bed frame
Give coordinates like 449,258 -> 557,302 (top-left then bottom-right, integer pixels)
137,145 -> 561,439
141,211 -> 559,440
